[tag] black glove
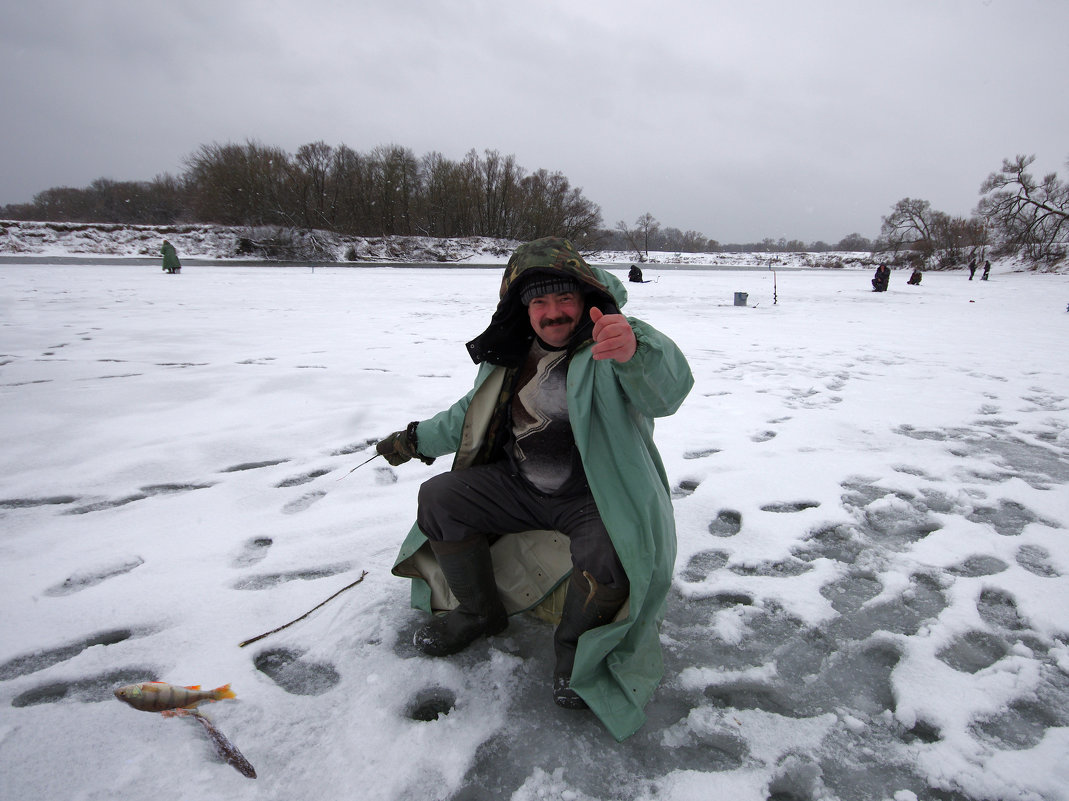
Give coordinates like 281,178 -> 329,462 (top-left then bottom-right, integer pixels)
376,422 -> 434,466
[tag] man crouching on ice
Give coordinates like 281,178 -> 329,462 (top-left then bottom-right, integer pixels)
378,236 -> 693,741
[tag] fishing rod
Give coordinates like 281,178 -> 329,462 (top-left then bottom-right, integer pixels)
336,451 -> 382,480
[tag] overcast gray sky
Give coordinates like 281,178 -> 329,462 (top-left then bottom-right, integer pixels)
2,0 -> 1066,243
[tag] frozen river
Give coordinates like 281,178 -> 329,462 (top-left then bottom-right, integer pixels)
1,262 -> 1068,800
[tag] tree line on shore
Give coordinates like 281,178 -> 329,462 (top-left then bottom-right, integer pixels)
1,141 -> 1065,266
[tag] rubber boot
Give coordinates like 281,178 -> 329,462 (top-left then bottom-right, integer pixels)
413,537 -> 508,657
553,571 -> 628,710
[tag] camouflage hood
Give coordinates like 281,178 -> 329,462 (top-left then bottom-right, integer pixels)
465,237 -> 625,366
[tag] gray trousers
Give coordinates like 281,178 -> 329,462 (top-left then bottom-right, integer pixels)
416,461 -> 628,589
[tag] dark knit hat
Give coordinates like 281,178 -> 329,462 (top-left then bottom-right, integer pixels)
519,275 -> 581,306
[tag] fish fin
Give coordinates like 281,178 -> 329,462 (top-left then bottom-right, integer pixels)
161,709 -> 191,718
212,683 -> 236,701
183,685 -> 202,690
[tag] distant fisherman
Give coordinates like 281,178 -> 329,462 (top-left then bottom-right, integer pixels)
114,681 -> 235,712
161,239 -> 181,274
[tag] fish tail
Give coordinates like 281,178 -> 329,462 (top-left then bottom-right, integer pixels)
212,683 -> 236,701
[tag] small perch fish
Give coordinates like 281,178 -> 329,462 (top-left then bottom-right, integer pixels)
113,681 -> 236,712
113,682 -> 256,778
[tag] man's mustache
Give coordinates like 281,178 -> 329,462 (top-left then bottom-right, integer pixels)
540,314 -> 575,330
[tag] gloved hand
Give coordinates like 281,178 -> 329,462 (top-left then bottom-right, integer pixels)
375,422 -> 434,466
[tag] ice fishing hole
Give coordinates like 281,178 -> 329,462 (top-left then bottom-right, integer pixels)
408,687 -> 456,721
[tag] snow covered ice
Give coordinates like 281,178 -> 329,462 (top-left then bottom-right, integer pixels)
1,261 -> 1068,801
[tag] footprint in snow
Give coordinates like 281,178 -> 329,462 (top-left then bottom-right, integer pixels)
374,466 -> 397,485
760,500 -> 820,513
970,671 -> 1069,751
63,483 -> 213,515
231,562 -> 351,590
282,490 -> 326,514
1016,544 -> 1060,577
0,495 -> 81,509
678,550 -> 729,582
221,459 -> 289,473
231,537 -> 273,568
44,557 -> 145,596
254,648 -> 339,696
819,572 -> 882,614
707,509 -> 742,537
936,630 -> 1008,674
11,666 -> 159,707
794,524 -> 864,565
671,478 -> 700,499
0,627 -> 150,680
977,587 -> 1029,631
683,447 -> 720,460
968,499 -> 1055,537
946,554 -> 1009,577
276,469 -> 331,488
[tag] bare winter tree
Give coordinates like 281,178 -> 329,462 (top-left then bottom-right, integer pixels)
835,232 -> 872,252
419,150 -> 472,237
184,140 -> 293,227
10,139 -> 605,245
330,144 -> 375,235
291,141 -> 337,230
516,169 -> 602,245
614,219 -> 643,261
367,144 -> 421,236
879,198 -> 939,260
977,154 -> 1068,265
877,198 -> 988,267
634,212 -> 660,257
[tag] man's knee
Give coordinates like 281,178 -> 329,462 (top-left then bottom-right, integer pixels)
570,534 -> 628,589
416,472 -> 459,541
417,471 -> 451,512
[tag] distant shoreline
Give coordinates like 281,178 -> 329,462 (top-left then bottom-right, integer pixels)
0,255 -> 826,272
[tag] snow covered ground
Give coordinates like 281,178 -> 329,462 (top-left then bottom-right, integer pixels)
1,260 -> 1068,801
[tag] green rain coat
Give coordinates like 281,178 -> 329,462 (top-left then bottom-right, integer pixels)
161,241 -> 181,273
392,239 -> 693,741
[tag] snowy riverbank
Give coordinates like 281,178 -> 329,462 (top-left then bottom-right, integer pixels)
2,219 -> 884,269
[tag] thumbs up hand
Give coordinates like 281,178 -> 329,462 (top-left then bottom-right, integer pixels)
589,307 -> 637,363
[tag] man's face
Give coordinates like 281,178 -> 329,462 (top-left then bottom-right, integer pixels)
527,290 -> 585,348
